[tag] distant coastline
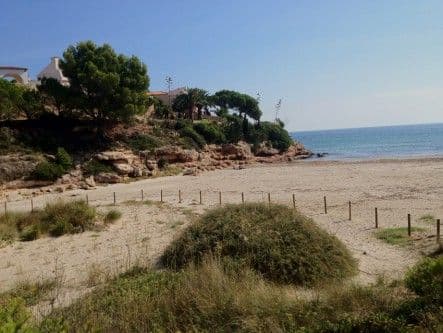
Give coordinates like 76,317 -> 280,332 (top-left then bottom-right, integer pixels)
292,123 -> 443,161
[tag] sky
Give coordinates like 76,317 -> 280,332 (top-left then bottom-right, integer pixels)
1,0 -> 442,131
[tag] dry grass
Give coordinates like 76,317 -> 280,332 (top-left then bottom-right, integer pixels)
36,256 -> 443,332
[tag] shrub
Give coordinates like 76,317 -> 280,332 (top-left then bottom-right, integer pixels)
157,157 -> 168,169
32,161 -> 65,181
19,225 -> 39,241
179,126 -> 206,149
193,121 -> 226,144
253,121 -> 293,151
125,134 -> 161,152
0,297 -> 35,332
55,147 -> 72,170
405,256 -> 443,302
104,210 -> 122,224
40,201 -> 96,236
161,203 -> 357,286
83,159 -> 113,176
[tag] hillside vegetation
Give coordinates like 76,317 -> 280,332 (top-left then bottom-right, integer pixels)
0,41 -> 299,185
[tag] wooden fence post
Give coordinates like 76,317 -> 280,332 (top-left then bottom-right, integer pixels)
178,189 -> 182,203
348,201 -> 352,220
199,190 -> 202,205
141,189 -> 144,201
268,193 -> 271,205
292,194 -> 296,209
113,192 -> 116,206
219,191 -> 222,205
375,207 -> 378,228
241,192 -> 244,204
160,189 -> 163,203
31,198 -> 34,212
437,219 -> 441,245
86,194 -> 89,205
407,214 -> 411,236
323,196 -> 327,214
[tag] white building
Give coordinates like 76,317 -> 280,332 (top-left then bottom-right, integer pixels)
37,57 -> 69,86
0,66 -> 30,85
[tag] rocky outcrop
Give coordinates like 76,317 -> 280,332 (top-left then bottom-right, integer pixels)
95,172 -> 123,184
220,141 -> 252,160
0,154 -> 44,183
154,145 -> 199,163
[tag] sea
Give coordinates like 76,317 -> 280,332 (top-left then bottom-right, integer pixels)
291,123 -> 443,160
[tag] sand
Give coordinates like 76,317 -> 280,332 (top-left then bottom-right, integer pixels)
1,157 -> 442,307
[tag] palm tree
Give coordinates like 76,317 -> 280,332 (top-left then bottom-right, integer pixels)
172,88 -> 209,121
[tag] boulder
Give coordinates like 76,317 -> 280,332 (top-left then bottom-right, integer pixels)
95,172 -> 122,184
255,143 -> 280,157
84,175 -> 96,188
221,141 -> 252,160
155,145 -> 198,163
96,151 -> 134,164
183,168 -> 199,176
0,154 -> 44,182
112,162 -> 134,175
145,159 -> 158,171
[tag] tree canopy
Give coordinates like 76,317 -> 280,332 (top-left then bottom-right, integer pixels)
212,90 -> 262,121
59,41 -> 150,121
172,88 -> 210,120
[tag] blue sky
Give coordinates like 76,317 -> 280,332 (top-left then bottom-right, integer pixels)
1,0 -> 442,131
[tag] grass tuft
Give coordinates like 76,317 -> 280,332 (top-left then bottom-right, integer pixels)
418,214 -> 435,224
0,200 -> 97,243
104,209 -> 122,224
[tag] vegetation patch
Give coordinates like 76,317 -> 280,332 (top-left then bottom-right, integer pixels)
161,203 -> 357,286
104,209 -> 122,224
0,200 -> 98,242
32,147 -> 72,181
418,214 -> 435,224
37,256 -> 443,332
83,159 -> 113,176
374,227 -> 425,246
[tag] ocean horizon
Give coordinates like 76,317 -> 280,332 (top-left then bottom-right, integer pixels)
291,123 -> 443,160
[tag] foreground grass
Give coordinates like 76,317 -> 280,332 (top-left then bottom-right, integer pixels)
162,203 -> 357,286
375,227 -> 425,246
32,256 -> 443,332
0,200 -> 107,245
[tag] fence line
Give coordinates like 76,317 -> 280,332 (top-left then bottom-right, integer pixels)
1,190 -> 441,242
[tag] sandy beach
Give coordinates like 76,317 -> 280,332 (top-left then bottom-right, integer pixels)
1,157 -> 442,306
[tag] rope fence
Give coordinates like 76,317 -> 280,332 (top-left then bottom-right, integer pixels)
2,190 -> 441,245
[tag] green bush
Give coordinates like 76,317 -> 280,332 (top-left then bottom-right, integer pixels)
193,121 -> 226,144
0,297 -> 35,332
19,225 -> 39,241
55,147 -> 72,170
405,256 -> 443,302
125,134 -> 161,152
253,122 -> 293,151
179,126 -> 206,149
104,210 -> 122,224
161,203 -> 357,286
40,201 -> 96,236
32,161 -> 65,181
83,159 -> 113,176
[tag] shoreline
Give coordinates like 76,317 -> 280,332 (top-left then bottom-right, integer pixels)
300,154 -> 443,165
